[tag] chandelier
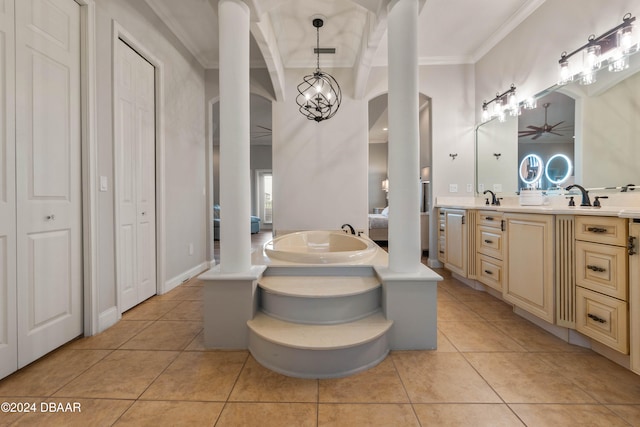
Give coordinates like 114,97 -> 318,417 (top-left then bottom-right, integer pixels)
296,17 -> 342,122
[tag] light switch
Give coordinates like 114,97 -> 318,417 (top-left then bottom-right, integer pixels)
449,184 -> 458,193
100,176 -> 108,192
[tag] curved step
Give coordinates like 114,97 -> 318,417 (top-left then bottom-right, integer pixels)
258,276 -> 381,324
247,312 -> 392,378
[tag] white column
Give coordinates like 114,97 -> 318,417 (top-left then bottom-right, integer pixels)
219,0 -> 251,273
387,0 -> 421,273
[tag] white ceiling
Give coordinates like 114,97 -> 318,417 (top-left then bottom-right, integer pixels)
145,0 -> 545,70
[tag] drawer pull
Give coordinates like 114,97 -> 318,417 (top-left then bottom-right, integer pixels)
484,239 -> 493,244
587,226 -> 607,233
588,313 -> 607,323
485,216 -> 494,221
439,250 -> 445,254
484,269 -> 493,275
629,236 -> 637,256
501,219 -> 505,231
586,265 -> 606,273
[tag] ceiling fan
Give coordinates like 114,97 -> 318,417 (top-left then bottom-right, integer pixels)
518,102 -> 565,140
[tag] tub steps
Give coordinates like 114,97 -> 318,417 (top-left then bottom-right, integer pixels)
248,275 -> 392,378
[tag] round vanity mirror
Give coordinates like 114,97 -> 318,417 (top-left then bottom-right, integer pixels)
519,154 -> 544,186
545,153 -> 572,186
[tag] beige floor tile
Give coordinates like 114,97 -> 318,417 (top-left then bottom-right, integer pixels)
438,301 -> 483,322
413,403 -> 525,426
465,352 -> 597,403
216,402 -> 316,427
68,321 -> 153,350
462,300 -> 519,321
160,301 -> 203,321
11,398 -> 133,427
439,281 -> 497,302
155,285 -> 203,301
141,351 -> 247,401
606,405 -> 640,426
536,352 -> 640,404
318,403 -> 419,426
118,321 -> 202,351
114,400 -> 223,426
392,352 -> 501,403
53,350 -> 178,399
491,319 -> 590,353
229,356 -> 317,402
121,300 -> 181,321
319,357 -> 408,403
184,331 -> 206,351
510,404 -> 630,426
438,321 -> 526,352
435,330 -> 458,352
0,349 -> 111,397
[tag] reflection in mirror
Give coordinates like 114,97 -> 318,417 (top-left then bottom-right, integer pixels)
519,154 -> 544,188
545,154 -> 573,188
475,114 -> 518,194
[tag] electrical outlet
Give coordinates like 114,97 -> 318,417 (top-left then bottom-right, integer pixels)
493,184 -> 502,192
449,184 -> 458,193
99,176 -> 108,192
188,243 -> 194,256
466,184 -> 473,193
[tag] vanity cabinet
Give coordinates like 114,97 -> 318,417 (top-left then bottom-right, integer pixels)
476,211 -> 505,291
438,208 -> 467,277
629,221 -> 640,375
575,216 -> 629,354
503,213 -> 555,323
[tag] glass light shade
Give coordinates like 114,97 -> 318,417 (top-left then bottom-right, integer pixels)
523,97 -> 537,110
619,24 -> 638,55
507,91 -> 519,115
580,69 -> 597,85
381,178 -> 389,192
558,60 -> 573,85
583,44 -> 601,70
608,49 -> 629,72
481,105 -> 490,122
492,98 -> 503,117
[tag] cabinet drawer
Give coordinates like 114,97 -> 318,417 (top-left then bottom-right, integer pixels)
477,254 -> 503,291
575,216 -> 628,246
576,287 -> 628,354
576,241 -> 628,300
478,226 -> 504,259
478,211 -> 504,228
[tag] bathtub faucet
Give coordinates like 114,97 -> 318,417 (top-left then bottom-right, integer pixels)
341,224 -> 356,235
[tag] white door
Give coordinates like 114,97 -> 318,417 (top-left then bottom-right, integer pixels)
15,0 -> 82,367
0,0 -> 17,379
115,39 -> 156,312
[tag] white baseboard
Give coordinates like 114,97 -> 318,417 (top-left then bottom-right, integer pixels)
97,306 -> 119,334
163,261 -> 209,294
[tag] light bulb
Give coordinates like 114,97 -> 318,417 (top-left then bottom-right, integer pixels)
583,44 -> 601,71
558,59 -> 573,85
481,106 -> 490,122
619,24 -> 637,54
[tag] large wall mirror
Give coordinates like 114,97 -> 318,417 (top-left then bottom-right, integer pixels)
476,54 -> 640,194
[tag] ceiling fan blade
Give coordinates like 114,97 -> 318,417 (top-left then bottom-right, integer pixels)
255,125 -> 272,131
548,132 -> 563,136
527,125 -> 544,130
531,133 -> 542,140
549,121 -> 565,130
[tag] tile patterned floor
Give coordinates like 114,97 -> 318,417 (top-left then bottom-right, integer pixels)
1,235 -> 640,425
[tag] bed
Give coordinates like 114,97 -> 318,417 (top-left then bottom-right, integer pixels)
368,207 -> 389,241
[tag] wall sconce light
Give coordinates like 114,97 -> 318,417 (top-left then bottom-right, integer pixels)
296,17 -> 342,122
381,178 -> 389,192
493,153 -> 502,160
449,153 -> 458,160
558,13 -> 637,86
481,84 -> 520,123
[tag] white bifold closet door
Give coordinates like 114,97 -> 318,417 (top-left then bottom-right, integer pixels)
115,39 -> 156,312
15,0 -> 82,368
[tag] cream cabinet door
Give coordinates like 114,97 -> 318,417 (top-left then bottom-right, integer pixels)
15,0 -> 82,368
115,39 -> 157,312
504,213 -> 555,323
0,0 -> 16,379
444,209 -> 467,277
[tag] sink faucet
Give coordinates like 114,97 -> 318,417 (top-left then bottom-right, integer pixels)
483,190 -> 499,206
341,224 -> 356,235
565,184 -> 591,206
